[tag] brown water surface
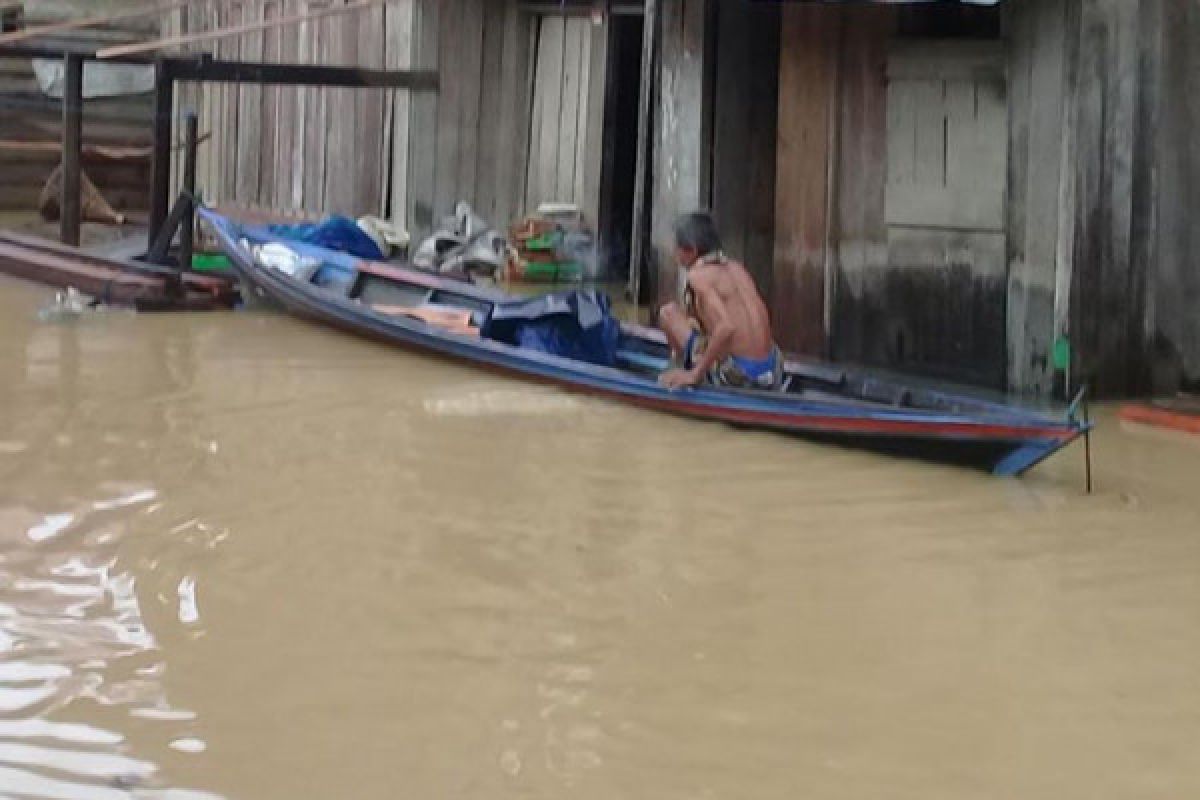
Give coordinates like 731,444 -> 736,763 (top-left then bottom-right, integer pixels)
1,274 -> 1198,799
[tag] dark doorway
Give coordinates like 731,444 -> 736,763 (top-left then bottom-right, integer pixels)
597,12 -> 644,283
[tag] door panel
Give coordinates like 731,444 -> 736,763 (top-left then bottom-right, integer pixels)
879,39 -> 1008,386
524,14 -> 607,222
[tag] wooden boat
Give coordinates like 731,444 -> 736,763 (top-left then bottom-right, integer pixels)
201,209 -> 1090,476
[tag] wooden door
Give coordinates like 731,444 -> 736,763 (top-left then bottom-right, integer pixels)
524,14 -> 607,223
883,40 -> 1008,385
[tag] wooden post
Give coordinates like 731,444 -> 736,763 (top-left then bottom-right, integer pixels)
148,59 -> 174,248
179,110 -> 199,275
627,0 -> 658,307
60,53 -> 84,247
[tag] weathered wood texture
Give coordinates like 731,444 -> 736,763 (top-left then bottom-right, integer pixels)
654,0 -> 1196,395
0,22 -> 154,214
650,0 -> 709,307
710,0 -> 778,318
168,0 -> 401,219
772,2 -> 832,355
407,0 -> 540,240
975,0 -> 1196,396
524,14 -> 607,222
881,40 -> 1009,387
1151,0 -> 1200,391
826,7 -> 892,372
1005,0 -> 1070,396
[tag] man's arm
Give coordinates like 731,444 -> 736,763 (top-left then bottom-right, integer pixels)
660,276 -> 734,388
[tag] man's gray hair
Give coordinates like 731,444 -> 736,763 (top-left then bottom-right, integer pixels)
674,212 -> 722,257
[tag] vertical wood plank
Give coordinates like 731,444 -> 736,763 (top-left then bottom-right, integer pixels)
431,0 -> 463,221
556,16 -> 585,204
474,0 -> 507,219
234,0 -> 264,205
219,1 -> 240,203
494,3 -> 534,225
580,14 -> 608,227
260,0 -> 280,206
531,15 -> 565,209
886,80 -> 915,186
831,4 -> 893,364
773,2 -> 836,353
406,0 -> 439,232
296,0 -> 316,210
275,0 -> 299,210
455,0 -> 484,212
387,0 -> 416,225
912,79 -> 945,186
355,0 -> 386,215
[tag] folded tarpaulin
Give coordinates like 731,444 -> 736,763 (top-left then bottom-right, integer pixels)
267,216 -> 386,260
482,290 -> 621,367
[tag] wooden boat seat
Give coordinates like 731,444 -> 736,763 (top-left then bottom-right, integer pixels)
371,304 -> 479,337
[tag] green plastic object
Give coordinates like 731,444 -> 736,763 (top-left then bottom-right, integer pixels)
1052,337 -> 1071,371
191,253 -> 232,273
524,232 -> 562,251
522,261 -> 582,282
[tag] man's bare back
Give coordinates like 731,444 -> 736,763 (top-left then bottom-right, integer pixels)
687,257 -> 774,362
657,212 -> 781,390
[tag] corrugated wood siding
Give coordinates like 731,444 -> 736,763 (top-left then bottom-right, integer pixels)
169,0 -> 399,219
407,0 -> 535,239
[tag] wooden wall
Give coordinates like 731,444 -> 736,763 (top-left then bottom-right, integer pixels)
711,0 -> 779,305
772,3 -> 836,355
0,18 -> 154,214
169,0 -> 400,220
650,0 -> 710,307
1005,0 -> 1072,396
1152,0 -> 1200,391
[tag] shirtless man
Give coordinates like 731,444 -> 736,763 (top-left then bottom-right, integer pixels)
657,212 -> 783,390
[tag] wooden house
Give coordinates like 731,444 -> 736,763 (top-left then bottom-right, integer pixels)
649,0 -> 1200,397
153,0 -> 1195,397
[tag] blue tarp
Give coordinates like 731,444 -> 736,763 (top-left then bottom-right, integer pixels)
482,291 -> 621,367
267,216 -> 385,260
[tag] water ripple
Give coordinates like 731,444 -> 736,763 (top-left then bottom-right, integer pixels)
0,490 -> 222,799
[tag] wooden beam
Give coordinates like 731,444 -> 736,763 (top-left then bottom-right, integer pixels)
60,53 -> 84,247
149,60 -> 175,245
97,0 -> 383,59
0,0 -> 192,45
164,56 -> 438,89
627,0 -> 658,307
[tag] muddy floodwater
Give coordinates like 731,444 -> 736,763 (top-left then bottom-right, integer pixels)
1,274 -> 1198,799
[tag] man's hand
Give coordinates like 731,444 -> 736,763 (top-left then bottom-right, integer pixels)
659,368 -> 702,390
